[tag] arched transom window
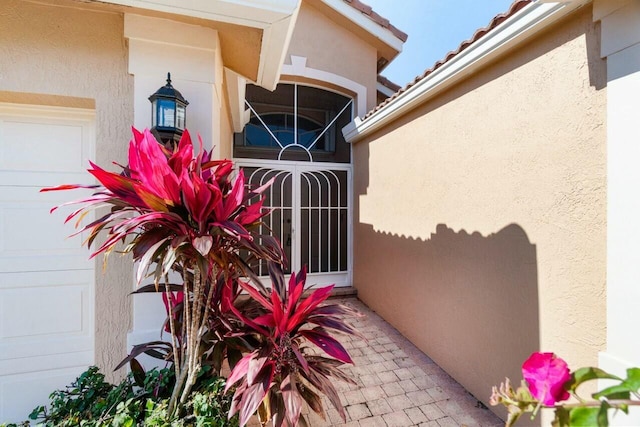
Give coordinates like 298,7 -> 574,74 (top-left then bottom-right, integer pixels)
234,83 -> 353,163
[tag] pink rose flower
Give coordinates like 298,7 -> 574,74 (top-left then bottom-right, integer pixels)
522,352 -> 571,405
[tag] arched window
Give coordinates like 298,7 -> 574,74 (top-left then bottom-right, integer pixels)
245,113 -> 328,150
234,83 -> 353,163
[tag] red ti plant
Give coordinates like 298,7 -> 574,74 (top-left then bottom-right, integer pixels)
223,262 -> 363,427
42,128 -> 282,414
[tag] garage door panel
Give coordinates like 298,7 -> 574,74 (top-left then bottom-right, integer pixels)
0,348 -> 93,377
0,270 -> 94,360
0,170 -> 95,187
0,365 -> 90,423
0,186 -> 93,273
0,117 -> 89,173
0,104 -> 96,422
1,284 -> 86,339
0,269 -> 93,288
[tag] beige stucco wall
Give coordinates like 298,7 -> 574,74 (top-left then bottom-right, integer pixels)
285,2 -> 379,112
0,0 -> 134,381
353,6 -> 606,420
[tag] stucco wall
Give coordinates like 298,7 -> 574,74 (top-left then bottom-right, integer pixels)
0,0 -> 134,381
353,6 -> 606,419
285,2 -> 378,112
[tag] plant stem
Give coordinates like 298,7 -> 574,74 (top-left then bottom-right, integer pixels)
168,357 -> 189,415
550,399 -> 640,409
180,262 -> 203,406
164,278 -> 180,381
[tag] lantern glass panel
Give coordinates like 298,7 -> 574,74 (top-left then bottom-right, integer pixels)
152,101 -> 157,127
156,98 -> 176,128
176,105 -> 186,130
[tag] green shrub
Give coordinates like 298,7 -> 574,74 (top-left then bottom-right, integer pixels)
2,366 -> 237,427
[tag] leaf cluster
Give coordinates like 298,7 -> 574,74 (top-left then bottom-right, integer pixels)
1,366 -> 237,427
223,263 -> 364,427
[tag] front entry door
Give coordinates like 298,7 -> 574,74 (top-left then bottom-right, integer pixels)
238,160 -> 351,287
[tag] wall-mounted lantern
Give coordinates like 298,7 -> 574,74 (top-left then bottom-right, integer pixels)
149,72 -> 189,147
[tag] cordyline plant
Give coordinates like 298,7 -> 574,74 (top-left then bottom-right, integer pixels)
491,352 -> 640,427
42,128 -> 361,424
224,262 -> 363,426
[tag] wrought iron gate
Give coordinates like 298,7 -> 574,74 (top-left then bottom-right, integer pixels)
238,160 -> 351,287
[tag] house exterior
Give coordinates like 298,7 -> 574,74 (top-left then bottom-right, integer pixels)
0,0 -> 404,421
343,0 -> 640,424
1,0 -> 639,424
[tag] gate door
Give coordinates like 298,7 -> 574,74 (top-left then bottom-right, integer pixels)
239,161 -> 351,287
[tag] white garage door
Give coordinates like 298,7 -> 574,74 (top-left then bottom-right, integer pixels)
0,104 -> 96,423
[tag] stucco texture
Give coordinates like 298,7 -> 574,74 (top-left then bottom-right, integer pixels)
285,2 -> 378,112
353,6 -> 606,421
0,0 -> 134,381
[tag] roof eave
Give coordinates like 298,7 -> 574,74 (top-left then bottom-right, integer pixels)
100,0 -> 300,90
319,0 -> 405,53
344,0 -> 592,144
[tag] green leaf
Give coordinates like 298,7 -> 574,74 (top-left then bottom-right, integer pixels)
593,368 -> 640,400
625,368 -> 640,391
129,358 -> 146,387
593,385 -> 630,401
570,407 -> 602,426
552,407 -> 570,427
597,402 -> 611,427
567,367 -> 621,394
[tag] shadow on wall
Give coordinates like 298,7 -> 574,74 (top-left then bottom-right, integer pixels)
355,222 -> 539,422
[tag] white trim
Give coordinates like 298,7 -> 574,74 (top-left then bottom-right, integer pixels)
600,0 -> 640,397
116,0 -> 299,90
344,0 -> 591,143
281,56 -> 368,117
124,13 -> 219,51
256,5 -> 301,91
592,0 -> 631,22
225,68 -> 251,132
319,0 -> 404,52
0,103 -> 95,121
376,81 -> 397,99
596,0 -> 640,57
104,0 -> 299,28
125,14 -> 221,152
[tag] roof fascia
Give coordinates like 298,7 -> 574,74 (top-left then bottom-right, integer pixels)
102,0 -> 300,89
225,68 -> 251,133
344,0 -> 591,143
318,0 -> 404,53
101,0 -> 298,27
376,82 -> 397,98
256,4 -> 301,90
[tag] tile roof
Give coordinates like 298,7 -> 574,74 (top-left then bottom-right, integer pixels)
377,75 -> 401,93
364,0 -> 532,119
343,0 -> 408,42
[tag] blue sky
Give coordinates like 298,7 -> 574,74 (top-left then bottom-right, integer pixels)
363,0 -> 515,86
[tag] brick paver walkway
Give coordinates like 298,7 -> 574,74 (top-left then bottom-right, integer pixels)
302,297 -> 503,427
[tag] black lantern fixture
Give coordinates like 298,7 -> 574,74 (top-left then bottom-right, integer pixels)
149,72 -> 189,147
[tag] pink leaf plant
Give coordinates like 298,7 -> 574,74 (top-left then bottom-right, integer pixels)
42,128 -> 284,414
43,128 -> 362,423
42,128 -> 279,271
224,262 -> 363,427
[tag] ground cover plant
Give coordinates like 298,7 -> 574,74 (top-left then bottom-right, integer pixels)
1,365 -> 236,426
27,128 -> 362,426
